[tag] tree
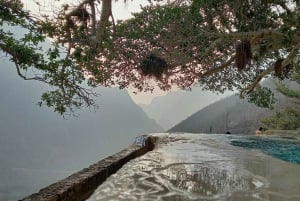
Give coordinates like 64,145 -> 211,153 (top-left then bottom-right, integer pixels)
0,0 -> 96,114
1,0 -> 300,114
113,0 -> 299,106
261,61 -> 300,130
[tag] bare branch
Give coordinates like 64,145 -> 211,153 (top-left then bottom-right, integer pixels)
14,62 -> 49,84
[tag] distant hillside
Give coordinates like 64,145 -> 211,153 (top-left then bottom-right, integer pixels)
0,56 -> 162,201
169,79 -> 295,134
139,87 -> 233,130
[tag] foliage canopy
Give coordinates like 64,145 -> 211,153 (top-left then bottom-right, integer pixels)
1,0 -> 300,113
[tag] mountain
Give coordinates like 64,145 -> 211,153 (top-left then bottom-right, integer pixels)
139,87 -> 233,130
169,79 -> 296,134
0,56 -> 162,201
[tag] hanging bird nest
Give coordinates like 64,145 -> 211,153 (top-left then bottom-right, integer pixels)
274,58 -> 293,79
235,39 -> 252,70
274,58 -> 284,78
140,53 -> 168,79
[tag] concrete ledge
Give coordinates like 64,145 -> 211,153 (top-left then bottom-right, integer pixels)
20,135 -> 158,201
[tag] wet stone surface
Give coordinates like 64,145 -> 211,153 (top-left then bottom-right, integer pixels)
87,133 -> 300,201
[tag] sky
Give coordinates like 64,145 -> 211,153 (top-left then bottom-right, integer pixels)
21,0 -> 149,20
21,0 -> 167,104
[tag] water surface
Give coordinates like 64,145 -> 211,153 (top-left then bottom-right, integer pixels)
230,136 -> 300,164
87,133 -> 300,201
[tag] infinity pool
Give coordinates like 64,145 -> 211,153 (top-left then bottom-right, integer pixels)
86,133 -> 300,201
230,136 -> 300,164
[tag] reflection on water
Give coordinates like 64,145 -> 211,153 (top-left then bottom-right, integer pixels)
87,134 -> 300,201
157,163 -> 255,196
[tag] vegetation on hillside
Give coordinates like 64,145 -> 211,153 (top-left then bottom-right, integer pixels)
1,0 -> 300,114
261,61 -> 300,130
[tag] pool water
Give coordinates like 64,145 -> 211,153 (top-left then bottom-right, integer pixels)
87,133 -> 300,201
230,137 -> 300,164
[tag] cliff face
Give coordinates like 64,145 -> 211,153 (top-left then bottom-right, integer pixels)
0,56 -> 162,201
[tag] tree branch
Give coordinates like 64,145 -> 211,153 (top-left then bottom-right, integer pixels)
241,66 -> 274,95
282,42 -> 300,67
0,43 -> 48,83
14,62 -> 49,84
65,0 -> 94,19
89,0 -> 97,35
95,0 -> 112,46
199,56 -> 235,77
216,29 -> 287,41
195,38 -> 224,61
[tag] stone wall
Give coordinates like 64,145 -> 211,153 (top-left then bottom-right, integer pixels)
20,135 -> 158,201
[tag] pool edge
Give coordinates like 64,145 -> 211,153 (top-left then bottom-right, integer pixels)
19,135 -> 158,201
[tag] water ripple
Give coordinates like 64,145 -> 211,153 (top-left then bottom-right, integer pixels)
87,134 -> 300,201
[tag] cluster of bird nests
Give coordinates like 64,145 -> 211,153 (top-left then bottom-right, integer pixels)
235,39 -> 293,78
139,41 -> 293,80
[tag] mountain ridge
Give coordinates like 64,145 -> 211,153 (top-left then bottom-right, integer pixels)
169,79 -> 296,134
139,87 -> 233,130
